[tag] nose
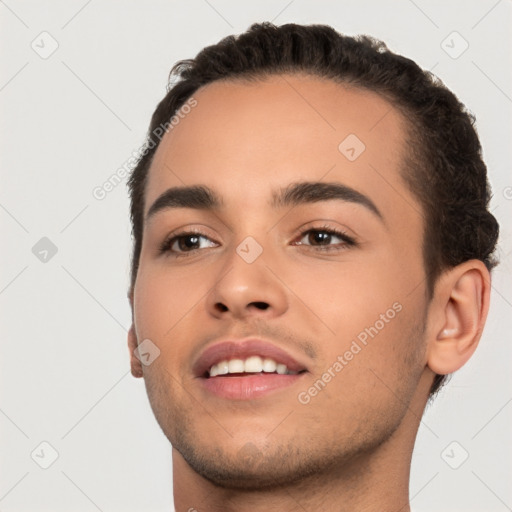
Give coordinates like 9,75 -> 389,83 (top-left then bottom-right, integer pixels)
205,244 -> 289,321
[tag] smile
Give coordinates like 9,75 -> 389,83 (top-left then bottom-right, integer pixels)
194,339 -> 310,400
208,356 -> 300,377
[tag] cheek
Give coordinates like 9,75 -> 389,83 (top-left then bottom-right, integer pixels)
287,254 -> 425,377
134,260 -> 210,340
285,256 -> 400,336
295,303 -> 425,437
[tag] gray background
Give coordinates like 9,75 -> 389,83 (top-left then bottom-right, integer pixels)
1,1 -> 511,511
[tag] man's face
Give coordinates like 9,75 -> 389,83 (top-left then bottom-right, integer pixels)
130,74 -> 432,488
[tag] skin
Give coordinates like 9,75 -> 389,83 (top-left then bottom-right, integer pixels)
127,74 -> 491,512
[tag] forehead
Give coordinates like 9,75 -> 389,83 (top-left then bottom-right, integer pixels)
145,74 -> 419,226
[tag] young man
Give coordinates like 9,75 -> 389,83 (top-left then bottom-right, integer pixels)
126,22 -> 499,511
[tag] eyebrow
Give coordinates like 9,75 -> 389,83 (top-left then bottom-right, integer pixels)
271,181 -> 383,222
145,181 -> 384,224
146,185 -> 222,222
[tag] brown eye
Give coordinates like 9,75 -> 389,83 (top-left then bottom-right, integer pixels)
296,229 -> 354,248
307,231 -> 333,245
160,232 -> 217,255
175,234 -> 201,251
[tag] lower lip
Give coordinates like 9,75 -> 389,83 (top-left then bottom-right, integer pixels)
198,373 -> 305,400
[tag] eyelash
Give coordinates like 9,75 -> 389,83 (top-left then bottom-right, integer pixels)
159,225 -> 356,258
293,225 -> 357,252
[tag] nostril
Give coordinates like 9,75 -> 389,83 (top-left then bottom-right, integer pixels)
250,301 -> 269,310
214,301 -> 269,313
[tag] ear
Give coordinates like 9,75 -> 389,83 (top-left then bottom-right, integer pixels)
127,288 -> 143,378
128,325 -> 144,378
426,260 -> 491,376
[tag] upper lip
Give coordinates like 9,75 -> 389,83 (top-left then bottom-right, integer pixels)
193,338 -> 310,378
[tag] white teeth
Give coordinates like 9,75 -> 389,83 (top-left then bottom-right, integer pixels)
276,363 -> 287,375
217,360 -> 229,375
228,359 -> 245,373
208,356 -> 299,377
244,355 -> 263,373
262,358 -> 277,373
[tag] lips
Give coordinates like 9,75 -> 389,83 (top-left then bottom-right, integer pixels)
192,338 -> 310,400
192,338 -> 309,379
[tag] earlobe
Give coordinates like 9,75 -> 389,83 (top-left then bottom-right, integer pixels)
128,324 -> 144,378
427,260 -> 491,376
